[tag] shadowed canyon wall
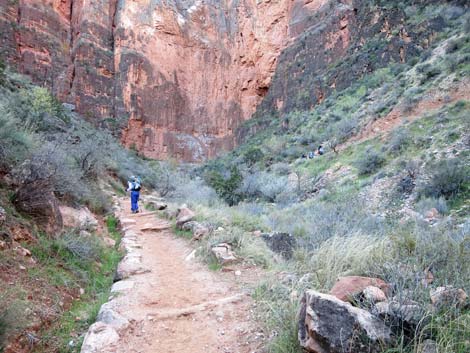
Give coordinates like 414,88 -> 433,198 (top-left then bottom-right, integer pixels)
0,0 -> 437,161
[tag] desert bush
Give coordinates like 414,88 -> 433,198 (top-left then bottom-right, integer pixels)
295,234 -> 392,291
238,171 -> 292,203
355,148 -> 386,175
0,58 -> 5,85
243,146 -> 264,166
324,117 -> 359,145
446,36 -> 468,54
0,110 -> 33,171
418,158 -> 469,200
58,232 -> 102,262
268,196 -> 387,247
401,87 -> 424,113
271,162 -> 291,176
0,293 -> 29,350
171,176 -> 219,206
387,128 -> 411,153
206,166 -> 243,206
416,196 -> 449,215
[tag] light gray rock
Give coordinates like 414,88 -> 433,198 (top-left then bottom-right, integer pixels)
418,339 -> 438,353
97,303 -> 129,330
211,243 -> 238,265
298,290 -> 392,353
111,280 -> 135,292
80,322 -> 119,353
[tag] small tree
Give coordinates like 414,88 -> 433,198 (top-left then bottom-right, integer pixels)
207,166 -> 243,206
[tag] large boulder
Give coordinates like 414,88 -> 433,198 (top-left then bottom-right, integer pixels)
298,290 -> 392,353
176,205 -> 195,229
13,182 -> 63,232
59,206 -> 99,231
261,232 -> 296,259
330,276 -> 390,303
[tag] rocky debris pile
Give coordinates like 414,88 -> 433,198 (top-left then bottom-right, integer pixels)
299,276 -> 468,353
211,243 -> 238,265
261,232 -> 296,259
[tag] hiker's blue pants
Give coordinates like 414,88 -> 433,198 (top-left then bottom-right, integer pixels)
131,191 -> 140,212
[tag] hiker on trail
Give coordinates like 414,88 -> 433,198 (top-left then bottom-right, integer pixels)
308,151 -> 315,159
127,176 -> 141,213
318,145 -> 324,155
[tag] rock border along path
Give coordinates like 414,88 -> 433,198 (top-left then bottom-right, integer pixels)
81,197 -> 264,353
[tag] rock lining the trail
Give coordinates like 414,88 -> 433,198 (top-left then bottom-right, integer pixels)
82,197 -> 263,353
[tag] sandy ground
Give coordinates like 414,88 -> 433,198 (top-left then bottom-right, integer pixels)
97,198 -> 265,353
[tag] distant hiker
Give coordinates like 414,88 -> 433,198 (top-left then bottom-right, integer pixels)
301,153 -> 307,159
318,145 -> 324,155
308,151 -> 315,159
127,176 -> 141,213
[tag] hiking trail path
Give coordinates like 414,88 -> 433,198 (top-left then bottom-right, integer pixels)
81,197 -> 265,353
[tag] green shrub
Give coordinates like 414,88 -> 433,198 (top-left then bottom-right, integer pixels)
206,166 -> 243,206
418,159 -> 469,200
243,146 -> 264,166
387,128 -> 410,153
0,58 -> 5,85
355,148 -> 386,175
0,112 -> 33,170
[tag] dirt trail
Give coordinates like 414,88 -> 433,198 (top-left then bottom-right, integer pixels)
87,197 -> 264,353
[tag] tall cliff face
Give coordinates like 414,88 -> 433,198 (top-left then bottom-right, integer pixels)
114,0 -> 324,161
0,0 -> 434,161
0,0 -> 327,161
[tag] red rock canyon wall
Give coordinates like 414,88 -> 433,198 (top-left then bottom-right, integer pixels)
0,0 -> 326,161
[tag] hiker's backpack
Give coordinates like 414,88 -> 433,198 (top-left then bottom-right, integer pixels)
132,181 -> 141,191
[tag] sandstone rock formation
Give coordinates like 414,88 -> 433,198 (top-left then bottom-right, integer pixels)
330,276 -> 390,303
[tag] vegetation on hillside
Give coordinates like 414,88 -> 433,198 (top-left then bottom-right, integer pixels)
162,2 -> 470,353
